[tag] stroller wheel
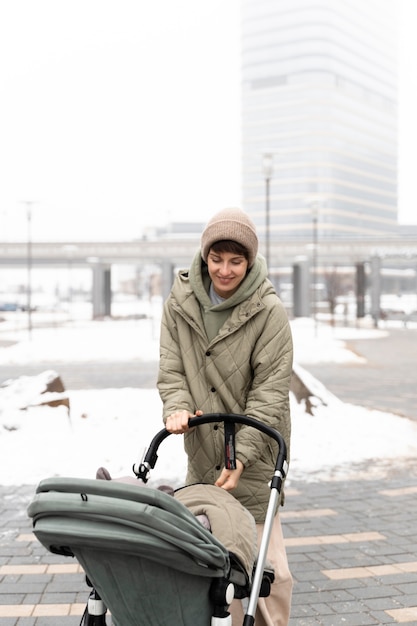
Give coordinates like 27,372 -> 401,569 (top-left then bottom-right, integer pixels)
80,588 -> 108,626
210,578 -> 235,609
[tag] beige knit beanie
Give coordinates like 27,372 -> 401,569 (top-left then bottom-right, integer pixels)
200,208 -> 258,268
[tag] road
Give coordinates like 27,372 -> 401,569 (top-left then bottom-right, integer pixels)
0,359 -> 159,390
1,327 -> 416,420
302,327 -> 417,420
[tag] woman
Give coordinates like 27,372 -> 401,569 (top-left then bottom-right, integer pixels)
158,207 -> 293,625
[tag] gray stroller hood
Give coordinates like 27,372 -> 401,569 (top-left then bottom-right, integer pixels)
28,478 -> 240,626
28,477 -> 230,576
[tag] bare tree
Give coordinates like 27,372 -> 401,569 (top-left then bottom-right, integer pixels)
323,266 -> 353,325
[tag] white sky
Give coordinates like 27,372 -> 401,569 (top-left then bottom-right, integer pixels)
0,0 -> 416,243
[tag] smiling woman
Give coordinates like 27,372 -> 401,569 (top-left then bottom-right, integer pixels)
201,208 -> 258,298
206,245 -> 249,299
158,207 -> 295,624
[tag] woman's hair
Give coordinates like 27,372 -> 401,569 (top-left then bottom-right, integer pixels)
209,240 -> 249,261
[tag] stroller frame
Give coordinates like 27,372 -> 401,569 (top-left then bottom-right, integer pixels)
134,413 -> 288,626
28,413 -> 288,626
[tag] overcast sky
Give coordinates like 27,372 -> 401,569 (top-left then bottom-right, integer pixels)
0,0 -> 415,243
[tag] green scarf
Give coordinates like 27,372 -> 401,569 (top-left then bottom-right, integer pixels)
188,250 -> 268,342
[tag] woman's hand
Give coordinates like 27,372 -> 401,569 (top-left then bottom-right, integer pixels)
215,459 -> 244,491
165,409 -> 202,434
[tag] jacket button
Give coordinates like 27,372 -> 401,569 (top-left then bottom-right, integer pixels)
210,387 -> 216,392
206,351 -> 211,356
213,425 -> 218,430
216,465 -> 221,471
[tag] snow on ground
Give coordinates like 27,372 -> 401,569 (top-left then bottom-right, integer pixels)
1,313 -> 417,487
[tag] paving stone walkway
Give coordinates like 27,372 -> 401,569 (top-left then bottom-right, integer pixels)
1,460 -> 417,625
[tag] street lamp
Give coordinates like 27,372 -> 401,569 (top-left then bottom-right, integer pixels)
63,244 -> 78,319
262,153 -> 273,270
20,201 -> 35,339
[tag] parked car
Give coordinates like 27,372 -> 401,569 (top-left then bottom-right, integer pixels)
0,301 -> 19,311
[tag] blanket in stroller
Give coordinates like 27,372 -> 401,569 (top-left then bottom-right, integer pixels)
174,483 -> 257,581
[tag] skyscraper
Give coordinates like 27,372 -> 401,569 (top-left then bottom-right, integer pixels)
241,0 -> 398,242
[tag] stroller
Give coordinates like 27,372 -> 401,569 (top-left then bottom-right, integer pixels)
28,413 -> 288,626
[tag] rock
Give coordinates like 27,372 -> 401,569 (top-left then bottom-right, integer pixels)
0,370 -> 70,417
290,364 -> 340,416
44,374 -> 66,394
290,367 -> 314,415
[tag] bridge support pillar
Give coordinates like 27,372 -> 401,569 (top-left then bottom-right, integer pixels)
369,255 -> 381,327
355,262 -> 366,319
161,261 -> 175,302
91,263 -> 112,319
293,258 -> 310,317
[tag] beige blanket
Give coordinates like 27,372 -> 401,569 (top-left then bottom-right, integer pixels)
175,484 -> 257,578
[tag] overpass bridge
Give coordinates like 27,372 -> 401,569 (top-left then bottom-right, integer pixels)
1,236 -> 417,267
1,235 -> 417,318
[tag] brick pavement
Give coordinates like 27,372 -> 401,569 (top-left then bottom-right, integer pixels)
1,461 -> 417,625
284,462 -> 417,625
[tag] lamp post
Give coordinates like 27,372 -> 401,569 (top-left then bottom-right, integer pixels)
63,244 -> 78,319
262,153 -> 273,271
21,201 -> 35,339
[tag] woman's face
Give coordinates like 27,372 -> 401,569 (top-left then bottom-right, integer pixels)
207,249 -> 249,298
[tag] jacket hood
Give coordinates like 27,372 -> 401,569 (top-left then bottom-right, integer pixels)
188,250 -> 268,310
188,250 -> 269,342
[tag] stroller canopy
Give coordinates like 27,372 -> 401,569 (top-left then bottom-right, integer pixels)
28,477 -> 231,577
28,478 -> 249,626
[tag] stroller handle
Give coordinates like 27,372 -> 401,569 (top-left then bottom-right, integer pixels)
132,413 -> 288,626
133,413 -> 288,488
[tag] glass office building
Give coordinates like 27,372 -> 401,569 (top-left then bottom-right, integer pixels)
241,0 -> 398,241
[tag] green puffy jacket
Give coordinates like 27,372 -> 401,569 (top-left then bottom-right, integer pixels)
157,252 -> 293,522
